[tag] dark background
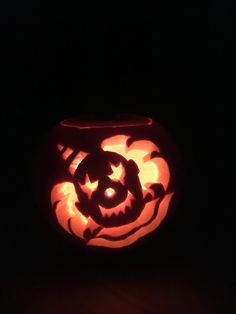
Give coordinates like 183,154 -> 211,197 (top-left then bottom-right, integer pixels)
1,3 -> 235,313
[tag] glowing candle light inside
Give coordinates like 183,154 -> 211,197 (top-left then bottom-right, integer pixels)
105,187 -> 116,198
47,116 -> 179,249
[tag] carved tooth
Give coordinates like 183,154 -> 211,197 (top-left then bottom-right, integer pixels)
126,195 -> 134,208
98,205 -> 107,217
113,206 -> 121,216
107,210 -> 114,217
115,209 -> 121,216
120,206 -> 126,214
99,205 -> 120,218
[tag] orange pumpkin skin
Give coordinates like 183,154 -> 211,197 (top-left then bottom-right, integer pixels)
35,115 -> 180,248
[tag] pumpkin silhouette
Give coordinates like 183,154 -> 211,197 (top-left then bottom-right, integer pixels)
36,115 -> 181,248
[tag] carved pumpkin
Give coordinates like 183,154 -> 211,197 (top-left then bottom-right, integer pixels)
35,115 -> 180,248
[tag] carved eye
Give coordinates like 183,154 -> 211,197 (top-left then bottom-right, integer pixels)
108,163 -> 124,181
79,174 -> 98,199
84,174 -> 98,191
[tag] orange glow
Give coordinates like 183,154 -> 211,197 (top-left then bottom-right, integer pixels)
52,134 -> 173,248
99,192 -> 133,217
62,147 -> 74,160
57,144 -> 64,151
104,187 -> 116,198
88,193 -> 173,248
79,174 -> 98,199
69,151 -> 88,175
109,163 -> 124,181
84,174 -> 98,191
101,135 -> 169,194
51,182 -> 88,237
101,135 -> 130,157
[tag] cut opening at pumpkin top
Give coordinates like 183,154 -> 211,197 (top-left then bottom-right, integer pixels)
61,114 -> 153,129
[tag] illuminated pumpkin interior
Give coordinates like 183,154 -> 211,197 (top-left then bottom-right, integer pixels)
104,187 -> 116,198
79,174 -> 98,199
51,134 -> 173,248
109,163 -> 124,182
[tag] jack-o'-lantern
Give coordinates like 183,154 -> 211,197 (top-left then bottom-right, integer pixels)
35,115 -> 181,248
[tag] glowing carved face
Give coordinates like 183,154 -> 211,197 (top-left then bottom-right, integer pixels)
51,135 -> 173,248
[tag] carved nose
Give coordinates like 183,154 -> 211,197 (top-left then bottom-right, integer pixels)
104,187 -> 116,198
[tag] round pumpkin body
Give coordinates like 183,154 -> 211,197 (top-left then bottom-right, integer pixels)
35,115 -> 181,248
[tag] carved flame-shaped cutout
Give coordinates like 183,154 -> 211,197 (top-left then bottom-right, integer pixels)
79,174 -> 98,199
51,134 -> 173,248
108,163 -> 124,182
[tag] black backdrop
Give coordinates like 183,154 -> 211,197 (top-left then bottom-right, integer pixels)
1,3 -> 235,314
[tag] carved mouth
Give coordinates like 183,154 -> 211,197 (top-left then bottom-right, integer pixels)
98,192 -> 135,218
87,192 -> 174,248
94,192 -> 144,228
